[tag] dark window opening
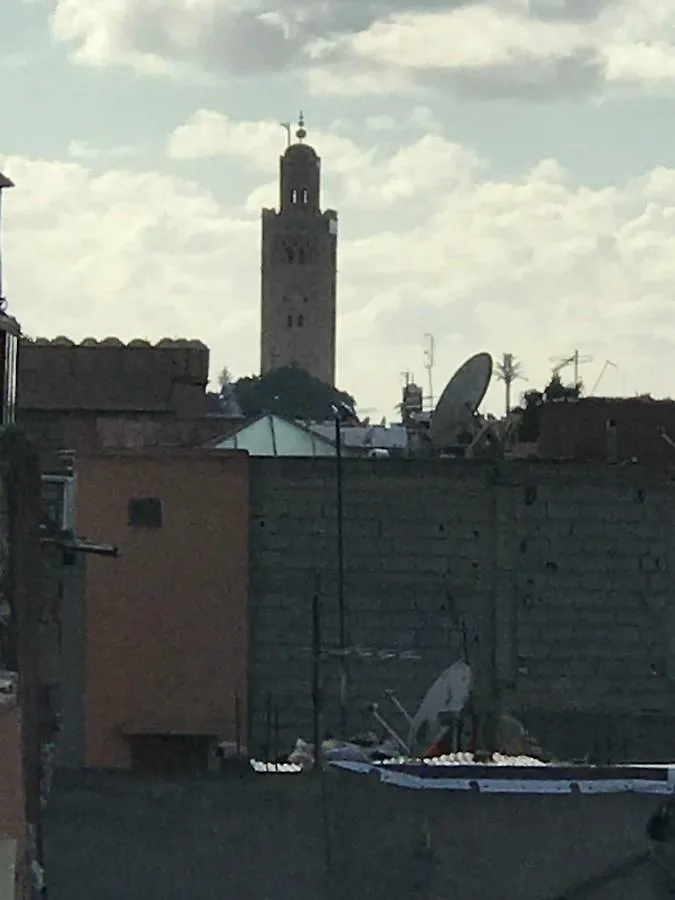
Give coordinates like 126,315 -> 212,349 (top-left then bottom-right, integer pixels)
301,188 -> 309,203
290,189 -> 298,203
298,315 -> 304,326
287,315 -> 292,327
128,497 -> 163,529
297,246 -> 305,264
285,244 -> 295,263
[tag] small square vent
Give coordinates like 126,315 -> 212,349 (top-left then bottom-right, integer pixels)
128,497 -> 163,529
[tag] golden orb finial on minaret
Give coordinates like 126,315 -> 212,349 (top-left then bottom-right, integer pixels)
296,111 -> 307,143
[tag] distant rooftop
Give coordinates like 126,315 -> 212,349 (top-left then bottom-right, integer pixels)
309,422 -> 408,451
18,335 -> 210,414
21,336 -> 208,349
562,395 -> 675,404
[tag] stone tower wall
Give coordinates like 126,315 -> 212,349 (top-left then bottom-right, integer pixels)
260,138 -> 338,387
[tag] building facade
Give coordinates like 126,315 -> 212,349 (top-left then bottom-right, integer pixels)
17,337 -> 226,456
260,116 -> 338,386
537,397 -> 675,463
73,450 -> 250,770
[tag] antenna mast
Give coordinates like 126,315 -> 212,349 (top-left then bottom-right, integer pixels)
423,333 -> 435,410
549,349 -> 593,387
590,360 -> 618,396
280,121 -> 292,148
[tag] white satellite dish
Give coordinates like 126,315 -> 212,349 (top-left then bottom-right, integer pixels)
430,352 -> 493,448
408,661 -> 472,751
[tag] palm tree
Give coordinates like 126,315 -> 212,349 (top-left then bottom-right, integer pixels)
495,353 -> 526,416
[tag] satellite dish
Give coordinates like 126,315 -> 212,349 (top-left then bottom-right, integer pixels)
430,352 -> 492,448
408,661 -> 472,751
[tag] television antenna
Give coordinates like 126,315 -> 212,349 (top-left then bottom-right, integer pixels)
549,349 -> 593,386
423,334 -> 435,410
495,353 -> 526,416
591,359 -> 618,395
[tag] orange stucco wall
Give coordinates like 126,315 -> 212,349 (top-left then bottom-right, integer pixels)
75,450 -> 250,769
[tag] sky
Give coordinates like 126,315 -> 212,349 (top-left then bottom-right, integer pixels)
5,1 -> 675,418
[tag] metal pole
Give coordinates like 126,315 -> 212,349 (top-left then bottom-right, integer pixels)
234,693 -> 242,757
311,592 -> 322,771
334,411 -> 347,736
485,472 -> 501,755
265,692 -> 272,763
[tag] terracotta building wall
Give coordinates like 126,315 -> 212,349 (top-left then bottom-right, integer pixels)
75,450 -> 250,769
18,340 -> 209,416
17,412 -> 233,459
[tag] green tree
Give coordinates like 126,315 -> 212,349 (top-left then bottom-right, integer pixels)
516,388 -> 544,442
544,373 -> 581,403
516,374 -> 581,442
233,364 -> 356,421
217,366 -> 232,393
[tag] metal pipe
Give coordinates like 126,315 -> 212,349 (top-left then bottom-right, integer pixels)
384,689 -> 414,726
234,693 -> 242,757
273,705 -> 280,763
369,704 -> 408,754
311,592 -> 322,770
265,692 -> 272,763
334,409 -> 347,736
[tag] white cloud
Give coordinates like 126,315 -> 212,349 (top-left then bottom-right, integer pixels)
45,0 -> 675,99
167,110 -> 479,213
4,115 -> 675,416
2,156 -> 258,369
67,140 -> 139,160
365,115 -> 398,132
332,107 -> 440,134
336,7 -> 584,71
167,110 -> 376,180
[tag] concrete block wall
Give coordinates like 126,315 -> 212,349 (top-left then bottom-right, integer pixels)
509,471 -> 671,720
248,458 -> 675,761
43,769 -> 675,900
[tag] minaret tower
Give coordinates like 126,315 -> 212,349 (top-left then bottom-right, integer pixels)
260,112 -> 338,385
